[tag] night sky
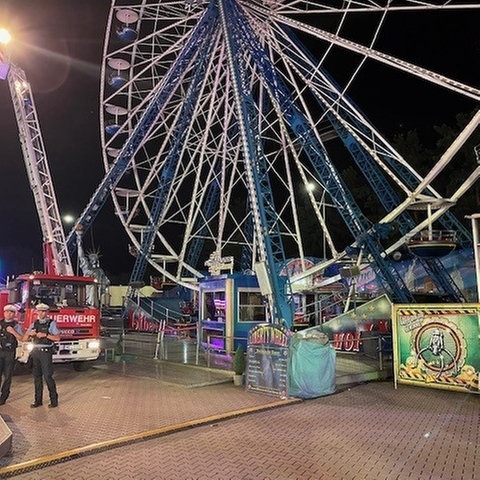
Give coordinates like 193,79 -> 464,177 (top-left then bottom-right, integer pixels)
0,1 -> 479,284
0,0 -> 128,282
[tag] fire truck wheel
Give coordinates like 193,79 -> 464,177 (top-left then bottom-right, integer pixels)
73,361 -> 91,372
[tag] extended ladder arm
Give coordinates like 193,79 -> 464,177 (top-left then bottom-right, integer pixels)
2,62 -> 73,275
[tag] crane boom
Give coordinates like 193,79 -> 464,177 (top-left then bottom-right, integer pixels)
1,46 -> 101,368
3,62 -> 73,275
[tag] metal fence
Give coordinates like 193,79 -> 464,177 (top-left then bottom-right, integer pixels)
101,322 -> 392,377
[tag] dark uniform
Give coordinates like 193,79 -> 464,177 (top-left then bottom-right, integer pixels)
26,305 -> 60,408
0,306 -> 23,405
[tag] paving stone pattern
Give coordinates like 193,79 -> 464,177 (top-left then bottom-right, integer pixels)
1,359 -> 479,479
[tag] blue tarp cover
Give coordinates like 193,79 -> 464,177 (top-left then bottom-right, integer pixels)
288,332 -> 336,399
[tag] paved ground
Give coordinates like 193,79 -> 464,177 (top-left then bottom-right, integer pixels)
0,354 -> 478,479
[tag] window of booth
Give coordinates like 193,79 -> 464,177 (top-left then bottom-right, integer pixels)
203,290 -> 226,322
238,289 -> 266,322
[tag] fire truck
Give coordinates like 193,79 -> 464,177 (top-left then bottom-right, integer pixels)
3,273 -> 100,369
0,42 -> 101,369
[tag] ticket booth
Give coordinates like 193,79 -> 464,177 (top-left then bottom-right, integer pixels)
200,273 -> 267,354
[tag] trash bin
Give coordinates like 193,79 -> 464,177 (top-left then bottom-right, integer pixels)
288,329 -> 336,399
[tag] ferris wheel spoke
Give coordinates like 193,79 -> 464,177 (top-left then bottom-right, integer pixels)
257,8 -> 480,100
251,0 -> 480,16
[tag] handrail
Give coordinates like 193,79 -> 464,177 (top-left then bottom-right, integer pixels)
125,295 -> 186,325
409,229 -> 457,243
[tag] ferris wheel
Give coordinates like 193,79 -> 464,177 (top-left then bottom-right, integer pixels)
87,0 -> 480,310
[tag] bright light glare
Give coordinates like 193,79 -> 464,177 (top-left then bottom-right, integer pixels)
63,214 -> 75,224
0,28 -> 11,45
88,340 -> 100,350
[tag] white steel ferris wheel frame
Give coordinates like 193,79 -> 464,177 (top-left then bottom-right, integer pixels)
81,0 -> 480,305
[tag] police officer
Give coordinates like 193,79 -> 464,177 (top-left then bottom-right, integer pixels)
23,303 -> 60,408
0,304 -> 24,405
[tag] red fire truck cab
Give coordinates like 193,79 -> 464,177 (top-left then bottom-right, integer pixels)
2,272 -> 101,370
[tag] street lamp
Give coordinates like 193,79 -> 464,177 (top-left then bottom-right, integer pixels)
0,28 -> 11,80
62,214 -> 77,273
0,28 -> 11,45
62,214 -> 75,225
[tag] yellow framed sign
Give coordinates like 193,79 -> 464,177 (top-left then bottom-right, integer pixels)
392,304 -> 480,393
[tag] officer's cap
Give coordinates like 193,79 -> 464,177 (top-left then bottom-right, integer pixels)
3,304 -> 17,312
35,303 -> 50,311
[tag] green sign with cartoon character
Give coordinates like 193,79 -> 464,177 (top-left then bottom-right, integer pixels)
393,304 -> 480,393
